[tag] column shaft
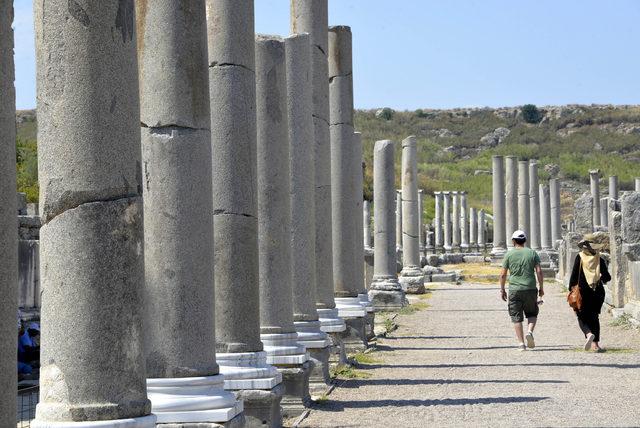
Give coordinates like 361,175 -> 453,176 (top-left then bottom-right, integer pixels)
460,191 -> 469,250
505,156 -> 519,245
518,160 -> 530,238
491,156 -> 506,253
550,178 -> 562,245
609,176 -> 619,200
529,161 -> 541,250
419,190 -> 425,253
469,207 -> 478,249
434,192 -> 443,250
452,191 -> 461,250
396,191 -> 403,250
540,184 -> 552,250
363,200 -> 372,249
590,169 -> 601,228
478,209 -> 486,249
443,192 -> 452,251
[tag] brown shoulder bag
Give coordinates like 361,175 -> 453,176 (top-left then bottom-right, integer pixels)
567,259 -> 583,311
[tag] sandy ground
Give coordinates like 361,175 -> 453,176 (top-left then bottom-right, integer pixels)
298,280 -> 640,428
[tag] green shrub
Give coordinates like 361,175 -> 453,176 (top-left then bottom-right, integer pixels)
522,104 -> 542,124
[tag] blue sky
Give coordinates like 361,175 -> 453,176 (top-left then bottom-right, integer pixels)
12,0 -> 640,110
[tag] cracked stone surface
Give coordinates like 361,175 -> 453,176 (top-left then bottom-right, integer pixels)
300,281 -> 640,427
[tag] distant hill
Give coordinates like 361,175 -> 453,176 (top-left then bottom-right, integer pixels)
15,105 -> 640,223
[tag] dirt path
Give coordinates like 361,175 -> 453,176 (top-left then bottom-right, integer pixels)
299,281 -> 640,427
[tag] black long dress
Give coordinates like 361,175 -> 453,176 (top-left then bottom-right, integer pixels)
568,254 -> 611,342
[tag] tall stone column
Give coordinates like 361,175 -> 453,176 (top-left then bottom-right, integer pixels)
364,200 -> 373,249
550,178 -> 562,247
396,191 -> 403,252
478,209 -> 486,250
208,2 -> 283,425
328,26 -> 367,352
443,191 -> 453,252
529,161 -> 541,250
369,140 -> 407,309
138,1 -> 242,424
399,136 -> 426,293
33,2 -> 154,425
434,192 -> 444,252
590,169 -> 601,228
609,176 -> 619,200
540,184 -> 553,251
636,178 -> 640,192
600,198 -> 609,227
469,207 -> 478,252
491,156 -> 507,256
291,0 -> 345,335
505,156 -> 519,246
419,189 -> 426,257
285,33 -> 332,393
0,2 -> 17,424
518,160 -> 530,239
460,191 -> 469,252
256,35 -> 311,416
452,191 -> 461,252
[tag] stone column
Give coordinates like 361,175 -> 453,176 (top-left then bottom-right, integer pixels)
138,2 -> 242,424
518,160 -> 530,239
0,2 -> 17,424
469,207 -> 478,252
256,35 -> 311,416
636,178 -> 640,192
33,2 -> 155,425
396,190 -> 403,252
364,200 -> 373,249
452,191 -> 461,252
529,160 -> 541,250
443,191 -> 453,252
540,184 -> 553,250
460,191 -> 469,252
590,169 -> 601,228
208,2 -> 283,425
478,209 -> 486,250
434,192 -> 444,252
550,178 -> 562,247
505,156 -> 519,246
285,33 -> 332,393
600,198 -> 609,227
419,190 -> 426,257
609,176 -> 619,200
291,0 -> 345,335
370,140 -> 407,310
491,156 -> 507,256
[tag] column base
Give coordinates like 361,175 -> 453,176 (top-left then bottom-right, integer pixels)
335,296 -> 367,318
217,352 -> 282,390
158,412 -> 245,428
293,320 -> 331,389
368,288 -> 408,311
146,375 -> 243,425
307,346 -> 331,394
491,246 -> 507,261
317,308 -> 346,333
399,266 -> 426,294
261,332 -> 308,365
233,384 -> 284,428
32,416 -> 157,428
339,317 -> 368,353
358,293 -> 375,341
328,332 -> 348,365
279,360 -> 313,418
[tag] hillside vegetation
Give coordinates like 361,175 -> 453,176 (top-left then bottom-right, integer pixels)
15,105 -> 640,223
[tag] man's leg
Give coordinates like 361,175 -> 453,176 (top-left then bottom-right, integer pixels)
527,317 -> 537,333
513,322 -> 525,343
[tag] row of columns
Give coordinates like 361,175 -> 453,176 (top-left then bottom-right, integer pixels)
433,191 -> 487,253
12,0 -> 375,426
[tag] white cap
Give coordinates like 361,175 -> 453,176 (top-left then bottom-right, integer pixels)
512,230 -> 527,240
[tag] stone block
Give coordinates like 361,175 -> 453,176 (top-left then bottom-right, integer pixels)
621,192 -> 640,244
233,384 -> 284,428
339,317 -> 367,353
308,346 -> 331,394
431,273 -> 457,283
574,194 -> 594,234
279,361 -> 313,418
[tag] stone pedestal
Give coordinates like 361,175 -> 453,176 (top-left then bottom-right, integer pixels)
491,156 -> 507,257
0,3 -> 17,425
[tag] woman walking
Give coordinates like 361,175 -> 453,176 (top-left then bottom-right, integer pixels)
569,235 -> 611,352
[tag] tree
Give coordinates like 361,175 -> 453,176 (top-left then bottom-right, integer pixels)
522,104 -> 542,124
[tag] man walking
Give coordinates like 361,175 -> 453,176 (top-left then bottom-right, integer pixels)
500,230 -> 544,350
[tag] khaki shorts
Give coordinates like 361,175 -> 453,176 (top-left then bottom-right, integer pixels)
508,289 -> 539,323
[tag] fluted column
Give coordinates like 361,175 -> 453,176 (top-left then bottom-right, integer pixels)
138,1 -> 242,423
540,184 -> 552,250
369,140 -> 406,309
529,161 -> 541,250
505,156 -> 519,246
460,191 -> 469,251
590,169 -> 601,228
491,156 -> 506,256
518,160 -> 530,239
34,2 -> 154,425
0,2 -> 17,424
434,191 -> 444,252
443,191 -> 452,252
550,178 -> 562,247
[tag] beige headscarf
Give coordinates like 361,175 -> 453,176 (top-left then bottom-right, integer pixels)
578,249 -> 601,289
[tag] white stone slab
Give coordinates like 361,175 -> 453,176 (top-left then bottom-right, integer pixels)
32,416 -> 157,428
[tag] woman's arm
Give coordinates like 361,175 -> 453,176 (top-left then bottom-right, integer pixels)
569,254 -> 581,289
600,258 -> 611,283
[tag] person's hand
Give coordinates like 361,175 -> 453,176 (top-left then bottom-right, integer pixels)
539,288 -> 545,298
500,288 -> 507,301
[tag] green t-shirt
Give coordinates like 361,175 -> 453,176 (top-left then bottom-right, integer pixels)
502,247 -> 541,291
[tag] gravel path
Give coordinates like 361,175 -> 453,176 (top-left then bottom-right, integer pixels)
299,281 -> 640,427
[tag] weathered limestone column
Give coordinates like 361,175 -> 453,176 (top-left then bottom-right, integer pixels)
505,156 -> 519,246
399,136 -> 426,293
518,160 -> 530,239
208,2 -> 283,426
609,176 -> 619,200
478,209 -> 486,250
396,190 -> 403,252
452,191 -> 461,252
0,3 -> 17,424
600,198 -> 609,228
291,0 -> 345,336
138,2 -> 243,424
33,2 -> 155,425
285,33 -> 332,394
635,178 -> 640,192
364,200 -> 373,249
443,191 -> 453,252
460,191 -> 469,252
491,156 -> 507,256
370,140 -> 407,309
590,169 -> 601,228
550,178 -> 562,248
419,189 -> 426,257
434,192 -> 444,252
256,35 -> 311,416
540,184 -> 553,250
469,207 -> 478,252
529,160 -> 541,250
